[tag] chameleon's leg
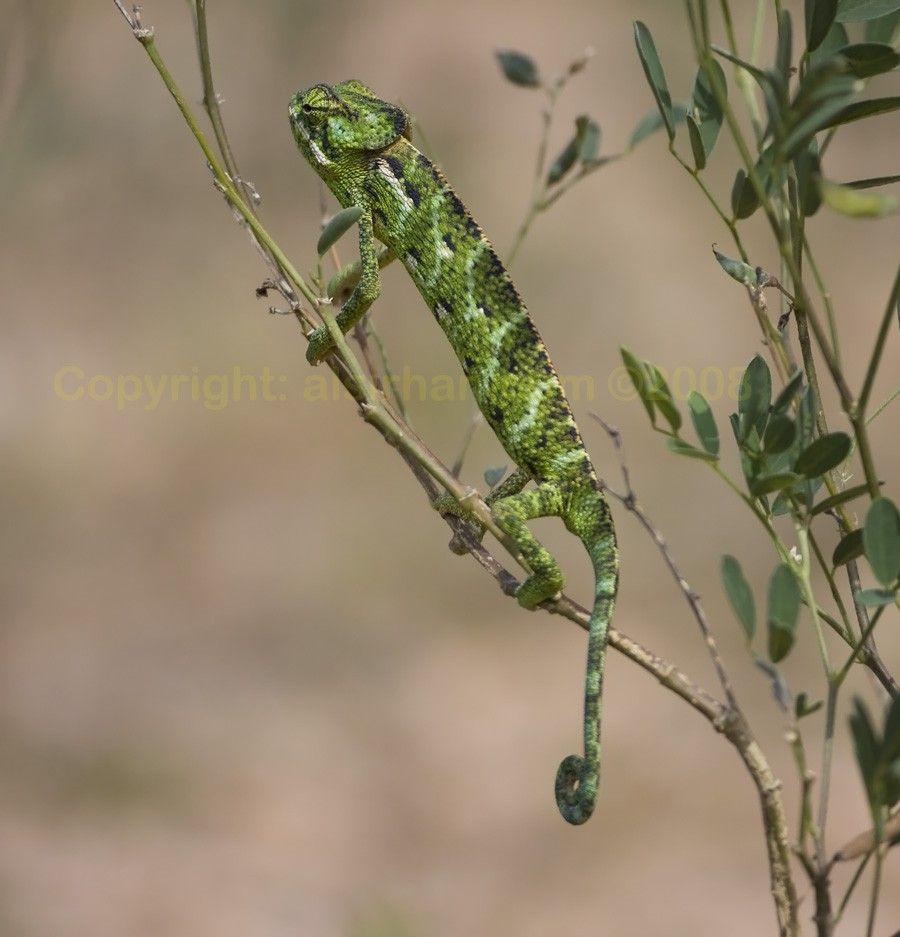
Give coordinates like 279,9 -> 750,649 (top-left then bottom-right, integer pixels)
433,467 -> 531,554
307,207 -> 381,364
327,245 -> 395,300
491,483 -> 565,609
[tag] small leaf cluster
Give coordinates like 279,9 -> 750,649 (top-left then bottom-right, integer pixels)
622,349 -> 900,665
849,692 -> 900,829
493,48 -> 611,197
633,5 -> 900,220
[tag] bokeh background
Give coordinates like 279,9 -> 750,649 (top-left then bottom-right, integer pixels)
1,1 -> 898,935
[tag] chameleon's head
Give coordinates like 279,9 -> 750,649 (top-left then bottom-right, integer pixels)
289,80 -> 410,177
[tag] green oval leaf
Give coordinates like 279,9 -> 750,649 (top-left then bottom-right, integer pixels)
794,431 -> 852,476
495,49 -> 541,87
810,482 -> 874,516
484,465 -> 508,488
731,168 -> 759,218
578,117 -> 602,163
806,0 -> 840,52
687,115 -> 707,170
620,347 -> 656,423
844,174 -> 900,189
738,355 -> 772,442
839,42 -> 900,77
810,20 -> 851,67
776,10 -> 794,86
752,472 -> 803,496
818,95 -> 900,131
688,391 -> 719,455
833,528 -> 865,566
864,496 -> 900,586
666,437 -> 718,461
721,555 -> 756,641
767,563 -> 801,663
628,103 -> 690,149
865,8 -> 900,40
795,691 -> 824,718
849,697 -> 880,809
855,587 -> 897,606
647,364 -> 681,432
711,45 -> 773,90
763,415 -> 797,453
547,135 -> 580,185
692,61 -> 726,162
317,206 -> 363,256
820,177 -> 900,217
794,140 -> 823,216
836,0 -> 900,23
634,21 -> 676,140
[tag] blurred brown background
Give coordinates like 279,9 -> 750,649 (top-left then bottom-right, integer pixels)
1,1 -> 898,935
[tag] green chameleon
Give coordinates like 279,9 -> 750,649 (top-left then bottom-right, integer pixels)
289,80 -> 618,825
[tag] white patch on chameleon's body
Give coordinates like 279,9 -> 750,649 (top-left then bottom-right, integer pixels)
552,448 -> 587,471
376,158 -> 413,214
480,319 -> 513,387
434,302 -> 450,321
404,252 -> 419,271
462,240 -> 487,320
425,195 -> 445,288
511,379 -> 553,439
292,119 -> 330,166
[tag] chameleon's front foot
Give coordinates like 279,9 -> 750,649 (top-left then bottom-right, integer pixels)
305,326 -> 335,365
555,754 -> 598,825
432,491 -> 485,555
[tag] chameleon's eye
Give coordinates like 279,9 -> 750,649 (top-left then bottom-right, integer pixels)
301,103 -> 312,113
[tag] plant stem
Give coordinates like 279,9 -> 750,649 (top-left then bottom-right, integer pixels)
190,0 -> 258,215
508,79 -> 563,264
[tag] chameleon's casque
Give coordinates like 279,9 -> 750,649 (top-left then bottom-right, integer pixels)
290,80 -> 618,824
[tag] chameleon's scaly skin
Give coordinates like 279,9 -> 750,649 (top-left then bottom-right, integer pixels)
290,81 -> 618,824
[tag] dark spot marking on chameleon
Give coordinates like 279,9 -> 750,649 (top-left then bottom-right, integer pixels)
384,154 -> 405,179
566,425 -> 579,440
463,355 -> 474,373
447,191 -> 468,219
465,216 -> 483,239
392,109 -> 408,137
482,303 -> 493,318
442,232 -> 454,250
492,406 -> 504,425
538,433 -> 548,448
407,246 -> 421,264
486,249 -> 508,278
403,179 -> 421,208
580,456 -> 593,475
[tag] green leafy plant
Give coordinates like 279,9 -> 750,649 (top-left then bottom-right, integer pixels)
112,1 -> 896,934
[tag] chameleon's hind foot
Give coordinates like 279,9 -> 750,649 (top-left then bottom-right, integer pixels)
305,326 -> 335,365
515,569 -> 564,610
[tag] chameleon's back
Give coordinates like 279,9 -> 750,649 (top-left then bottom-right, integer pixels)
368,138 -> 593,483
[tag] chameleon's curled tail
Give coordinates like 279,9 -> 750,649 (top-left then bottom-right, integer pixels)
556,485 -> 618,825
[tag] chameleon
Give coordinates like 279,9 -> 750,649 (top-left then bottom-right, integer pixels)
289,80 -> 618,825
